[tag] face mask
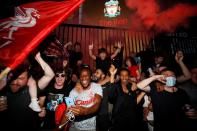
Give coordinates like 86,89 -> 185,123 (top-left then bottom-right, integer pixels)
166,76 -> 176,87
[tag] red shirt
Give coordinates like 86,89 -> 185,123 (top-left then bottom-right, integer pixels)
128,65 -> 139,78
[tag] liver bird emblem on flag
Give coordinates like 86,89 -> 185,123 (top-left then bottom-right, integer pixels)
0,6 -> 40,48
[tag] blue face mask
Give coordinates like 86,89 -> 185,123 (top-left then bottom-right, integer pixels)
166,76 -> 176,87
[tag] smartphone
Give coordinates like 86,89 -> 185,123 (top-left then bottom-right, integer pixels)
64,97 -> 75,107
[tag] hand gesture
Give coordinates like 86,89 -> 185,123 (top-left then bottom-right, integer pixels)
148,68 -> 155,77
117,41 -> 122,49
63,60 -> 68,68
109,64 -> 117,76
64,41 -> 72,48
129,77 -> 137,82
131,82 -> 137,91
66,41 -> 72,46
75,82 -> 83,93
175,50 -> 183,63
154,75 -> 165,81
35,52 -> 41,59
185,107 -> 197,119
68,41 -> 72,46
89,43 -> 93,50
38,107 -> 46,117
68,106 -> 85,116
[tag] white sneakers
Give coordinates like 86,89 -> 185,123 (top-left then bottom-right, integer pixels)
29,98 -> 41,112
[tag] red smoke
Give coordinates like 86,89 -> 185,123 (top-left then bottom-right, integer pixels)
126,0 -> 197,32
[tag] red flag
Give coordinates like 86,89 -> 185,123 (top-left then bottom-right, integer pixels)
55,103 -> 67,125
0,0 -> 84,70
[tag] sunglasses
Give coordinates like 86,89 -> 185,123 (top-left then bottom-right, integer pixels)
55,73 -> 65,77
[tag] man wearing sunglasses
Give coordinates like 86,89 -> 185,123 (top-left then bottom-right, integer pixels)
41,69 -> 74,130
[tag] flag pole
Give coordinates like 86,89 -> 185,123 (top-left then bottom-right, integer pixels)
0,67 -> 11,80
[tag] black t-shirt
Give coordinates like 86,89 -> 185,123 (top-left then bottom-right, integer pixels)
111,48 -> 123,69
98,82 -> 111,116
6,86 -> 40,131
96,83 -> 111,131
96,57 -> 111,74
69,51 -> 83,68
150,82 -> 190,131
108,83 -> 139,131
42,81 -> 74,129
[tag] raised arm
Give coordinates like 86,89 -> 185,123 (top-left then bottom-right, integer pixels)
136,69 -> 141,81
35,52 -> 55,89
63,41 -> 72,58
96,64 -> 116,86
175,51 -> 191,83
63,41 -> 72,49
0,74 -> 7,90
109,64 -> 117,83
137,75 -> 163,91
111,42 -> 122,59
97,76 -> 110,86
88,43 -> 96,60
137,92 -> 146,104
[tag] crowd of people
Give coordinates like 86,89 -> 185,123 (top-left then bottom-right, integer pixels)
0,35 -> 197,131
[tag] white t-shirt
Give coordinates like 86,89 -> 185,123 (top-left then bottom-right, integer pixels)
143,95 -> 150,107
69,82 -> 103,130
143,95 -> 154,121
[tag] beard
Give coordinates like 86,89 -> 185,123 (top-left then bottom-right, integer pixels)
10,84 -> 25,93
92,75 -> 100,83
